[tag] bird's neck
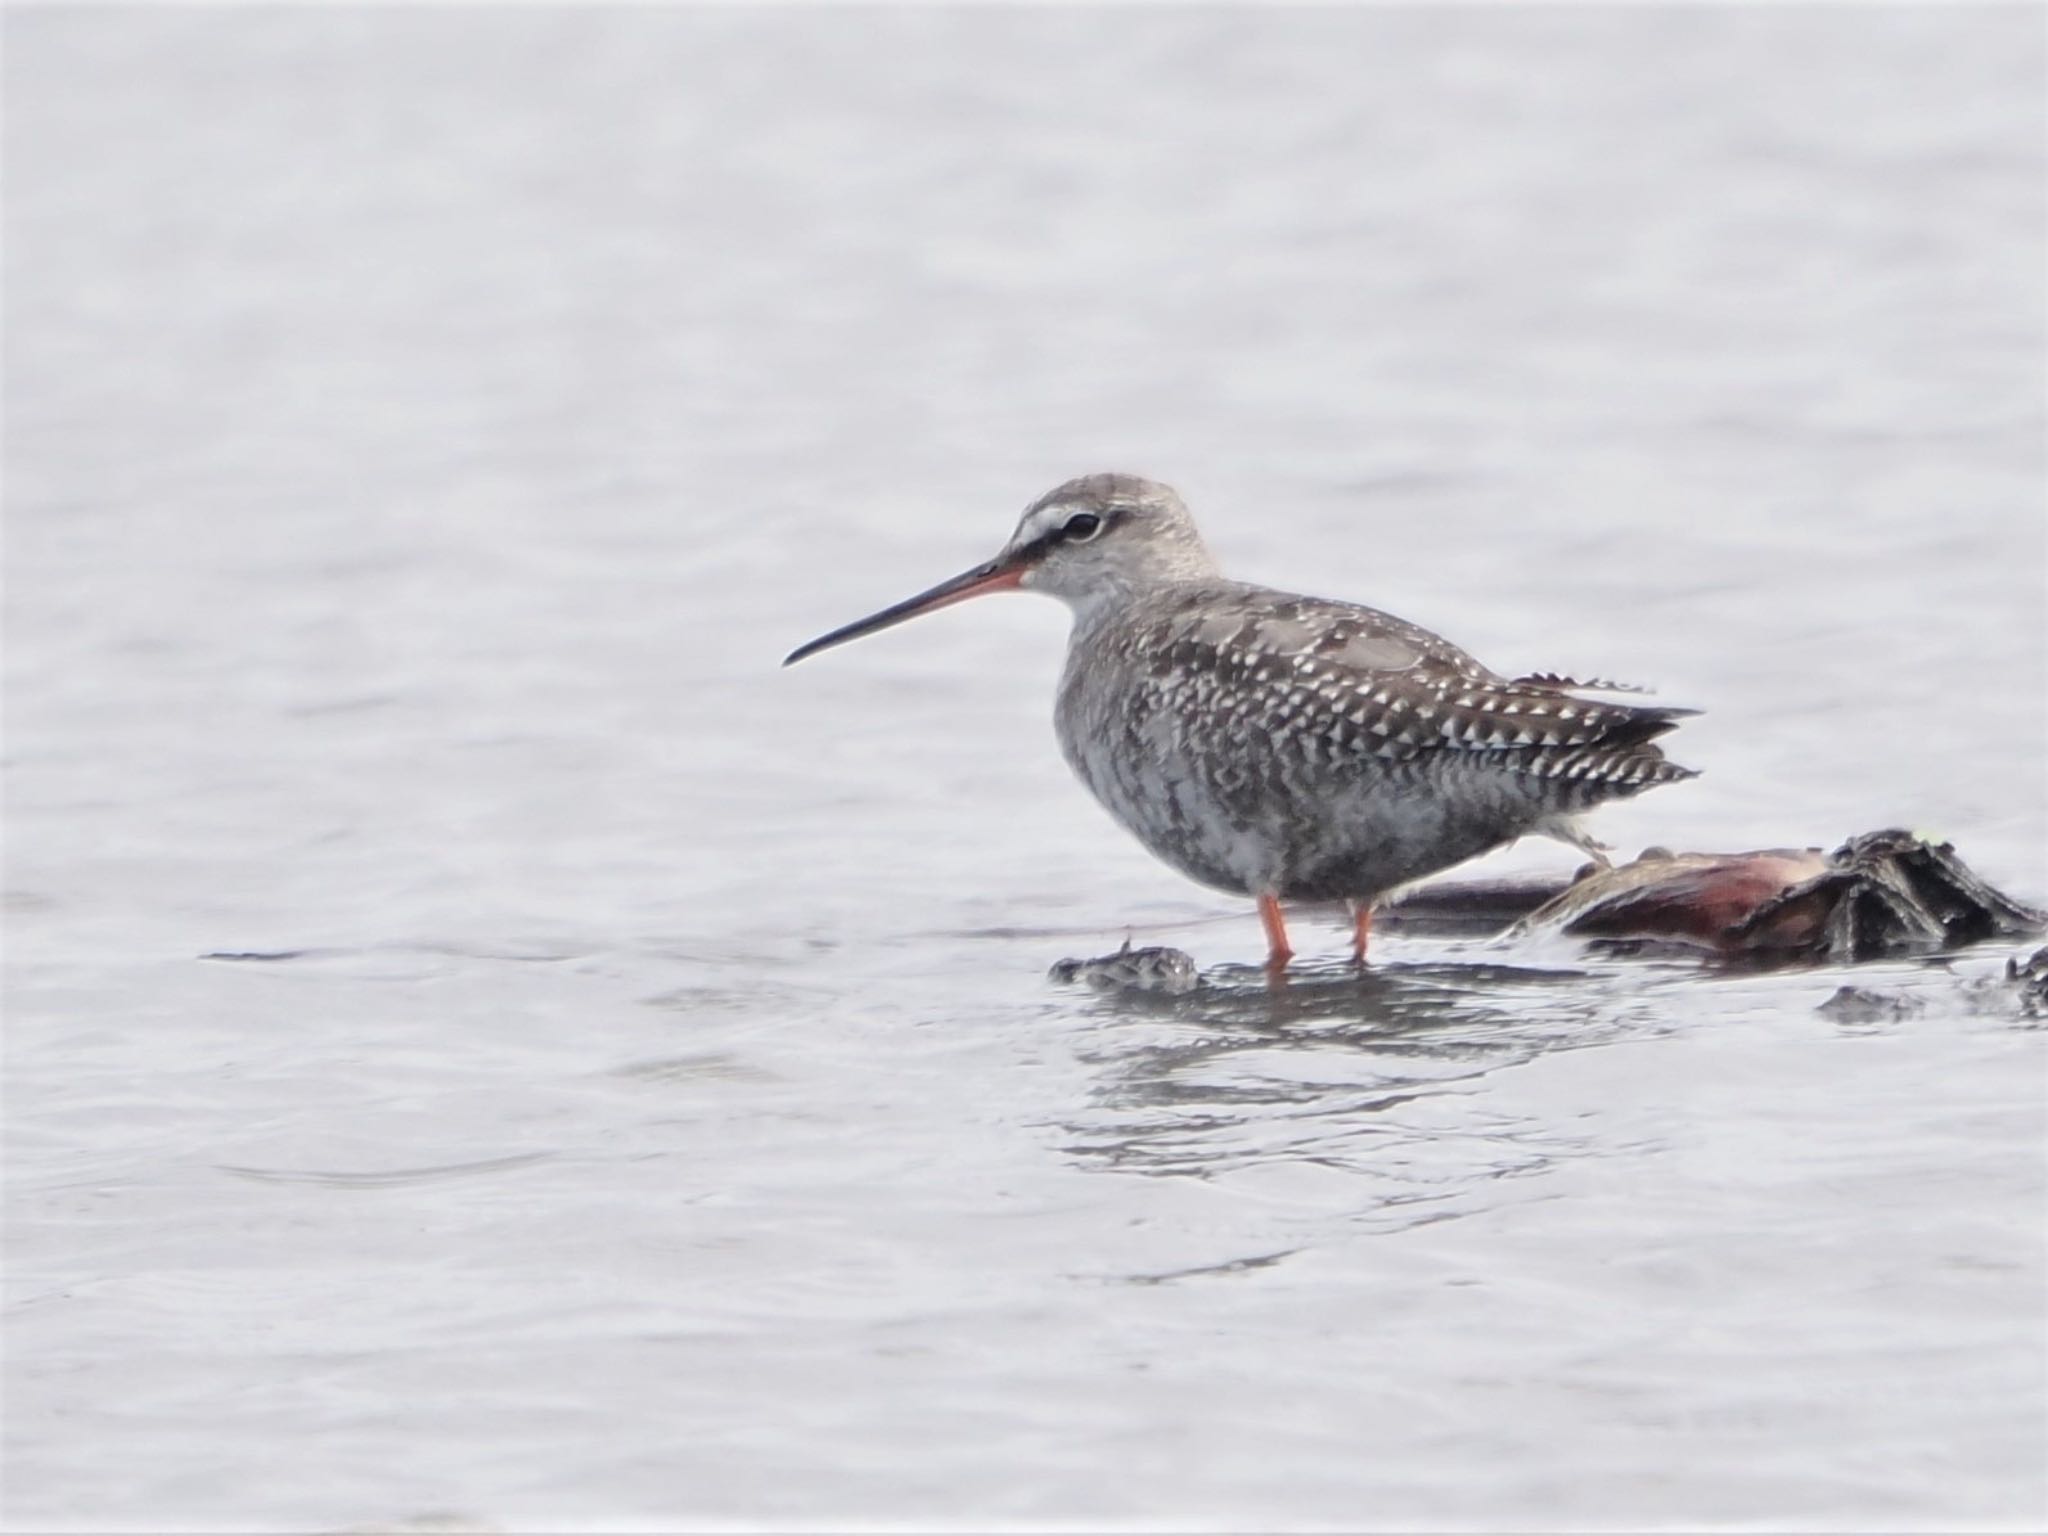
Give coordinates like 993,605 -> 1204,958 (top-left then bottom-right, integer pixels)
1063,570 -> 1220,637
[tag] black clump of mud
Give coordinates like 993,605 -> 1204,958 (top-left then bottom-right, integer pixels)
1050,941 -> 1200,996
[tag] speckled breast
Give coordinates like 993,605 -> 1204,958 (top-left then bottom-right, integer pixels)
1052,600 -> 1530,902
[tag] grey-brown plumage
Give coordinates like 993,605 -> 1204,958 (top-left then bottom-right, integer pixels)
786,471 -> 1698,966
1056,577 -> 1694,905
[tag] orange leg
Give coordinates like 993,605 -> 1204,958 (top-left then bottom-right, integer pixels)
1257,892 -> 1294,971
1350,902 -> 1373,965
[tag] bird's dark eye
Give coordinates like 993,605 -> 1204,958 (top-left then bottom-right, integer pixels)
1062,512 -> 1104,543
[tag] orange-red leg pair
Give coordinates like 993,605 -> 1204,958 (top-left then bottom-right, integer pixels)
1255,894 -> 1374,972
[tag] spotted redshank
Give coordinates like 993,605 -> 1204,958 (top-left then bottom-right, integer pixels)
785,473 -> 1698,969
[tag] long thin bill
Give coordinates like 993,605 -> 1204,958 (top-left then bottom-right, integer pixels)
782,560 -> 1025,666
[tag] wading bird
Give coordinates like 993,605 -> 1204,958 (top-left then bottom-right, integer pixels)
785,473 -> 1696,971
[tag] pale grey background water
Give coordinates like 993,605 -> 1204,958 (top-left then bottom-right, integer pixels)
6,6 -> 2046,1532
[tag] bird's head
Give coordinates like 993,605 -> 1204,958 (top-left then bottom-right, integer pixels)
783,472 -> 1216,666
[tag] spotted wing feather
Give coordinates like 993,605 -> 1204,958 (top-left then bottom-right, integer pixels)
1135,585 -> 1698,790
1511,671 -> 1658,696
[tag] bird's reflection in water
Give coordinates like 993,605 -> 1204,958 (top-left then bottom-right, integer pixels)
1058,957 -> 1656,1239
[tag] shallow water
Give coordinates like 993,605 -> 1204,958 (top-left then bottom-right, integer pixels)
6,8 -> 2046,1531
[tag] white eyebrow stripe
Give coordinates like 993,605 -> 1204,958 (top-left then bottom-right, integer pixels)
1014,504 -> 1074,546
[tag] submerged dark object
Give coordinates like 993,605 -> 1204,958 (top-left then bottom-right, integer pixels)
1049,941 -> 1201,995
1815,985 -> 1928,1024
1386,830 -> 2043,964
2004,944 -> 2048,1016
1816,945 -> 2048,1023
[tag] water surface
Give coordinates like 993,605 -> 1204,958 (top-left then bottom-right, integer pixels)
6,8 -> 2045,1531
